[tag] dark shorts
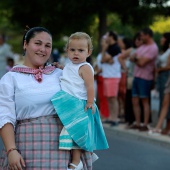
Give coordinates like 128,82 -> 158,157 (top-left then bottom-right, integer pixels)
132,77 -> 153,98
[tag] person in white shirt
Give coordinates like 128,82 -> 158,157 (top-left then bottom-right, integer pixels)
149,32 -> 170,135
101,31 -> 122,126
95,36 -> 109,120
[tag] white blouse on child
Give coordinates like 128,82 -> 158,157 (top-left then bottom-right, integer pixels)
60,62 -> 94,100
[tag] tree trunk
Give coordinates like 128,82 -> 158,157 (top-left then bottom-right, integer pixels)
98,10 -> 107,51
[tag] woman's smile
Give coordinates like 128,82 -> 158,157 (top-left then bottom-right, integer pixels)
36,52 -> 45,57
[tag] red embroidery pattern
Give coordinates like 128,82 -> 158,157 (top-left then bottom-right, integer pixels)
11,66 -> 56,82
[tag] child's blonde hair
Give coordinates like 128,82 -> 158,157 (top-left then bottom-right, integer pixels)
65,32 -> 93,52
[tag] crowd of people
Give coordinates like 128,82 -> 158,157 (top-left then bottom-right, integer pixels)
94,27 -> 170,137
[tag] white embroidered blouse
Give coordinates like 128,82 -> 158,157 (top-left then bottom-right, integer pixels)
0,66 -> 62,128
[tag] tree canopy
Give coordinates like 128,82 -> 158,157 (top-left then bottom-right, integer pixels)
1,0 -> 169,35
0,0 -> 170,53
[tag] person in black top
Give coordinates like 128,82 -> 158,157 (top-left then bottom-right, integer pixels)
107,31 -> 121,57
101,31 -> 121,64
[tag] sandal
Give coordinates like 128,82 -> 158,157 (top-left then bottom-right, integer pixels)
148,128 -> 162,136
161,128 -> 170,135
128,124 -> 141,130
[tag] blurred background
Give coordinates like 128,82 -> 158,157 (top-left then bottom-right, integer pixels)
0,0 -> 170,60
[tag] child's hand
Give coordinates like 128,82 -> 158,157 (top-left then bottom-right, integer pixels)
51,62 -> 64,69
85,103 -> 95,114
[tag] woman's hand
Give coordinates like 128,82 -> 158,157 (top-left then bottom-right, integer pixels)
85,103 -> 95,114
8,150 -> 25,170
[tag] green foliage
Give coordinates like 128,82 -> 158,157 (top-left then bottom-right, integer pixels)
107,13 -> 135,37
152,32 -> 162,50
0,8 -> 23,53
0,0 -> 170,55
1,0 -> 167,34
149,15 -> 170,50
150,16 -> 170,33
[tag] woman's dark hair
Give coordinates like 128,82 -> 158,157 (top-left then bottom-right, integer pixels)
108,31 -> 118,41
141,27 -> 153,37
162,32 -> 170,52
22,27 -> 52,55
122,37 -> 133,50
133,32 -> 141,48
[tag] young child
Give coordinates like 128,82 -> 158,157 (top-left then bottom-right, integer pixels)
51,32 -> 109,170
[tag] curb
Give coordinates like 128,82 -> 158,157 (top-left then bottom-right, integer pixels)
103,124 -> 170,149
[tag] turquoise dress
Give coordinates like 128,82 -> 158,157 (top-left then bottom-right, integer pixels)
51,90 -> 109,152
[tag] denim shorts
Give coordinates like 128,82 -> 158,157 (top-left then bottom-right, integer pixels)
132,77 -> 153,98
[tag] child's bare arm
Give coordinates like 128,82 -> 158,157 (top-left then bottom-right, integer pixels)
79,64 -> 95,113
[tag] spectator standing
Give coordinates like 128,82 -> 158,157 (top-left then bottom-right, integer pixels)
0,33 -> 13,78
126,33 -> 143,125
117,37 -> 133,121
101,31 -> 122,126
130,27 -> 158,131
149,32 -> 170,135
118,32 -> 143,125
155,33 -> 170,111
149,52 -> 170,136
95,36 -> 109,119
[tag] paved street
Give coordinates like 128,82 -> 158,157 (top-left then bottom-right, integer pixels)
0,137 -> 3,151
93,128 -> 170,170
1,128 -> 170,170
1,92 -> 169,170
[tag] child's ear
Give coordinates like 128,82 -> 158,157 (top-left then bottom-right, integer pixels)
88,50 -> 92,56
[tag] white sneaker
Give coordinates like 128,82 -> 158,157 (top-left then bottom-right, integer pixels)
92,153 -> 99,163
148,129 -> 161,136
